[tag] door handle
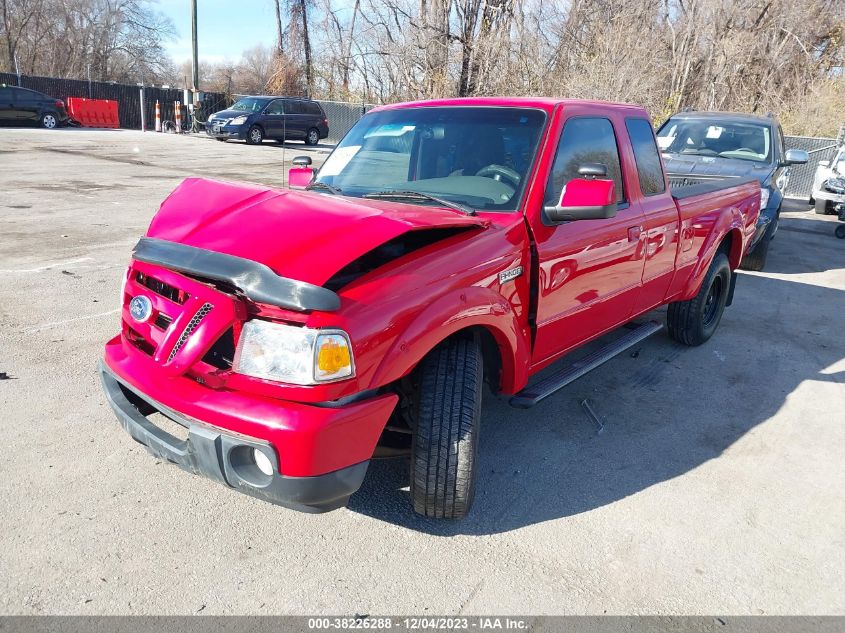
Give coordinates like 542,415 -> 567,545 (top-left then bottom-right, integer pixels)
627,226 -> 642,242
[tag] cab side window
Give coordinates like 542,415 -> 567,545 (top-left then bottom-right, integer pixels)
304,101 -> 322,116
625,118 -> 666,196
287,100 -> 305,115
545,117 -> 625,206
265,100 -> 285,115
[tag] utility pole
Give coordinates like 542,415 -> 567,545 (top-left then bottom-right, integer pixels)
190,0 -> 199,103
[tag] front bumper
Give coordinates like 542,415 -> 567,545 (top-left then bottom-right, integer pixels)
748,193 -> 780,251
813,189 -> 845,204
100,336 -> 398,512
100,362 -> 371,512
206,123 -> 247,140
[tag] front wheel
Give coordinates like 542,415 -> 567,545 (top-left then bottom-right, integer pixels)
740,223 -> 772,272
410,336 -> 483,519
305,127 -> 320,146
40,112 -> 58,129
667,252 -> 731,346
815,199 -> 830,215
246,125 -> 264,145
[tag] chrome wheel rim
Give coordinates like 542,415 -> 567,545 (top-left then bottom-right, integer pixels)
250,129 -> 261,143
308,130 -> 318,144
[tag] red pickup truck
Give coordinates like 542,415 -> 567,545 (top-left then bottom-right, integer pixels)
100,98 -> 760,519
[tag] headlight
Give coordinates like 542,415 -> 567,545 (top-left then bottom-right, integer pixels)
230,115 -> 248,125
824,177 -> 845,194
233,320 -> 354,385
759,187 -> 770,209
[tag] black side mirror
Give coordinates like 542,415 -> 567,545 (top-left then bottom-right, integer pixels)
292,155 -> 312,167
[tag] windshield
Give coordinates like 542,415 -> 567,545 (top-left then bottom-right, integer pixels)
230,98 -> 267,113
657,118 -> 773,163
314,107 -> 547,211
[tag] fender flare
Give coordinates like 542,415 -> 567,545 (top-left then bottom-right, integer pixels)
681,207 -> 745,301
368,286 -> 530,394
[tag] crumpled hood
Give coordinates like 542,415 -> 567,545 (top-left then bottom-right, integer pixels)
663,154 -> 774,183
145,178 -> 486,286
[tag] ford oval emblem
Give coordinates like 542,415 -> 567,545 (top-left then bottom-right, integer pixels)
129,295 -> 153,323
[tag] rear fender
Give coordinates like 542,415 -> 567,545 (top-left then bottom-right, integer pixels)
681,209 -> 745,300
368,286 -> 529,394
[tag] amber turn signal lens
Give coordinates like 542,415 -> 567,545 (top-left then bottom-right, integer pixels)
315,334 -> 353,380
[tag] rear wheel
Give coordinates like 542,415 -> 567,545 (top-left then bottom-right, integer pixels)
305,127 -> 320,146
667,253 -> 731,346
836,225 -> 845,239
410,336 -> 483,519
246,125 -> 264,145
815,199 -> 830,215
40,112 -> 58,129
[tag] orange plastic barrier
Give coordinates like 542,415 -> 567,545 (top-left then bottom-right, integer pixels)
67,97 -> 120,128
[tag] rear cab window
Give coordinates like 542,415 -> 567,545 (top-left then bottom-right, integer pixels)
545,117 -> 626,206
625,118 -> 666,196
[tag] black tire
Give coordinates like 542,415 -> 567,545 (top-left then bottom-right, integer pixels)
215,137 -> 226,142
835,225 -> 845,239
246,125 -> 264,145
739,229 -> 771,272
815,199 -> 830,215
809,196 -> 815,206
667,252 -> 731,346
305,127 -> 320,146
410,336 -> 483,519
40,111 -> 58,129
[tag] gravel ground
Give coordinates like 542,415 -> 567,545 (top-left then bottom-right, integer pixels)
0,127 -> 843,615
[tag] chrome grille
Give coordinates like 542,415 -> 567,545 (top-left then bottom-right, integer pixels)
168,303 -> 213,363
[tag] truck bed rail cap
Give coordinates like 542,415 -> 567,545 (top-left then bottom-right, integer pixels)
132,237 -> 341,312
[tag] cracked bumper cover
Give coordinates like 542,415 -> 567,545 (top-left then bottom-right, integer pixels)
99,347 -> 397,512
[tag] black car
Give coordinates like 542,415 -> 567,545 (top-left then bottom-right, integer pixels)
207,96 -> 329,146
0,85 -> 69,129
656,111 -> 808,271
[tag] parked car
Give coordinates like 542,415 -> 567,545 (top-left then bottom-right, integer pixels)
0,85 -> 68,129
656,111 -> 807,271
206,95 -> 329,145
100,97 -> 760,519
811,145 -> 845,215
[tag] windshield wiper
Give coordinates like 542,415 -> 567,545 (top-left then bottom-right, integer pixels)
362,190 -> 476,216
305,181 -> 342,195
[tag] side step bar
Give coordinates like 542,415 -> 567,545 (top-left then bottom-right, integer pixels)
509,320 -> 663,409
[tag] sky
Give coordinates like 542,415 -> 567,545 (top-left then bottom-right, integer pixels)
157,0 -> 281,64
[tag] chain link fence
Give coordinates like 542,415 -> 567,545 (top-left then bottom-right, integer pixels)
783,134 -> 841,200
313,100 -> 376,144
0,72 -> 228,131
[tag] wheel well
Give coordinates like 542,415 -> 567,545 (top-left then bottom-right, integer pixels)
443,326 -> 502,395
376,325 -> 504,457
718,229 -> 743,269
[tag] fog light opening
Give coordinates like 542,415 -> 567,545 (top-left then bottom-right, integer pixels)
254,448 -> 274,476
228,444 -> 274,487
